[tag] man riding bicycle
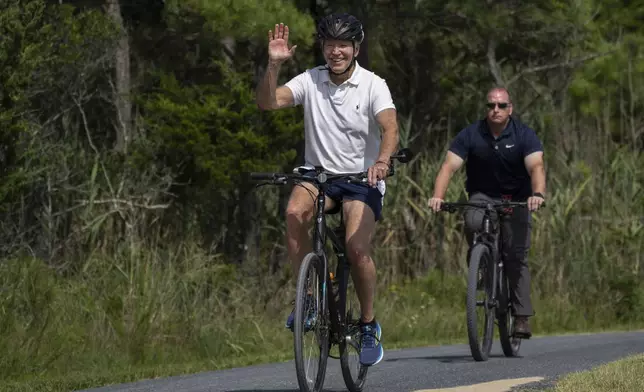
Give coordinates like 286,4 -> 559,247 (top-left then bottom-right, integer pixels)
427,87 -> 546,338
255,13 -> 399,366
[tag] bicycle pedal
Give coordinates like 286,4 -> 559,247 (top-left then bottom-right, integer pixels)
513,332 -> 531,339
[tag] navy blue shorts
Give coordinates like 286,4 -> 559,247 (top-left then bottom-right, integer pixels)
302,170 -> 384,221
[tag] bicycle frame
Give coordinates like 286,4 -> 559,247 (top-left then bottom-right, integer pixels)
250,148 -> 413,392
472,206 -> 505,310
250,167 -> 374,346
310,173 -> 349,344
441,199 -> 544,360
310,174 -> 359,347
442,201 -> 535,312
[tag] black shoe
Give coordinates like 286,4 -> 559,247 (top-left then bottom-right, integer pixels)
514,316 -> 532,339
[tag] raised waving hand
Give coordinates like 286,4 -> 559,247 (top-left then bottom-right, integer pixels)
268,23 -> 297,63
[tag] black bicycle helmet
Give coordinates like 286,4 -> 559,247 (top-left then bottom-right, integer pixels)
316,13 -> 364,44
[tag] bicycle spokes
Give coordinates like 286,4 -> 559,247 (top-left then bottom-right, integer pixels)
302,267 -> 322,386
498,274 -> 522,357
476,262 -> 494,341
294,253 -> 329,392
340,279 -> 369,392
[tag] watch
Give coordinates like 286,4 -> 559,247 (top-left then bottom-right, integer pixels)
532,192 -> 545,199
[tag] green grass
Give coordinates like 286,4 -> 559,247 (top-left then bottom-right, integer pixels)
0,129 -> 640,392
0,254 -> 642,392
520,353 -> 644,392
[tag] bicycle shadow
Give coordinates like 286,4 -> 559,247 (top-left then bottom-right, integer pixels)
224,390 -> 295,392
226,390 -> 346,392
385,353 -> 510,364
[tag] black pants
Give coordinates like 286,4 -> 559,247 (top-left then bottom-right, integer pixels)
463,192 -> 534,317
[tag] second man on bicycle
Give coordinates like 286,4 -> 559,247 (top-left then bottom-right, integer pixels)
427,87 -> 546,339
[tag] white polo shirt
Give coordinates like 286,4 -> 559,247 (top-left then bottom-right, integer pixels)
285,62 -> 396,175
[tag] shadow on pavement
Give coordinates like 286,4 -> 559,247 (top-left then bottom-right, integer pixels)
225,390 -> 297,392
226,390 -> 346,392
225,390 -> 296,392
385,353 -> 509,364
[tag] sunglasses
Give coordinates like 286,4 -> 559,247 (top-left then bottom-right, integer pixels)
486,102 -> 510,109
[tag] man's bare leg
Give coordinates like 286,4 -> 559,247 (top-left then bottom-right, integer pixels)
343,200 -> 377,323
343,199 -> 382,366
285,183 -> 317,276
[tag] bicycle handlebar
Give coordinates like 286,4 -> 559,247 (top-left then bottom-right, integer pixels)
440,200 -> 545,214
249,171 -> 369,186
250,147 -> 414,186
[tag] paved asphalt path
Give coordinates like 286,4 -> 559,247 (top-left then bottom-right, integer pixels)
80,330 -> 644,392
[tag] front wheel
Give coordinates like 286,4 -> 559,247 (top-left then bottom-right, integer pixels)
294,253 -> 330,392
466,244 -> 495,362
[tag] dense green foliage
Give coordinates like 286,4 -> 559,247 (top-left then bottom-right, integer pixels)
0,0 -> 642,390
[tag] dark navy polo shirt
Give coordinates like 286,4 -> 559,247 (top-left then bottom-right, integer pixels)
448,116 -> 544,200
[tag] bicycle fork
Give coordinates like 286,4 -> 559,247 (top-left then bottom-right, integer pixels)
483,234 -> 502,312
313,192 -> 330,334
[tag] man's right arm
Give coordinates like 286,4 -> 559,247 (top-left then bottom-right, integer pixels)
432,151 -> 465,199
256,62 -> 295,110
428,129 -> 468,211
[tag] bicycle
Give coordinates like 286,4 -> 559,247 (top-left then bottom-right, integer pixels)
249,148 -> 412,392
439,200 -> 544,362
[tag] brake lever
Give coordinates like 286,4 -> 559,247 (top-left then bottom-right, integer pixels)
440,204 -> 455,213
254,177 -> 288,188
347,174 -> 368,184
254,182 -> 272,189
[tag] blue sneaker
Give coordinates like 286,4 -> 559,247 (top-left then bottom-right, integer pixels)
285,309 -> 295,330
285,296 -> 316,331
359,320 -> 383,366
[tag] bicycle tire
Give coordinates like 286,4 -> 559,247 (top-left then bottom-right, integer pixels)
466,243 -> 495,362
340,272 -> 368,392
497,273 -> 521,357
294,252 -> 330,392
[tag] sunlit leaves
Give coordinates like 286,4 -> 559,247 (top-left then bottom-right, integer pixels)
164,0 -> 315,47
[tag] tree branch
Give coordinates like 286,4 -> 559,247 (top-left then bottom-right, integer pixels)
487,38 -> 506,86
77,199 -> 172,210
73,95 -> 99,156
507,51 -> 616,86
514,78 -> 543,119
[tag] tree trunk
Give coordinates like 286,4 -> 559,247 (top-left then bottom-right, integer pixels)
352,0 -> 369,68
106,0 -> 132,153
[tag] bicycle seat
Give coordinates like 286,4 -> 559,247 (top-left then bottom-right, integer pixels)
325,201 -> 342,215
292,166 -> 344,215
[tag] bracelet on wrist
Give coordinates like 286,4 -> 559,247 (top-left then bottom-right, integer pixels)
376,160 -> 390,168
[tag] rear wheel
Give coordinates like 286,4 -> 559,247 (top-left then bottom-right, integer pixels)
466,244 -> 495,362
294,253 -> 329,392
340,272 -> 368,392
497,272 -> 521,357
